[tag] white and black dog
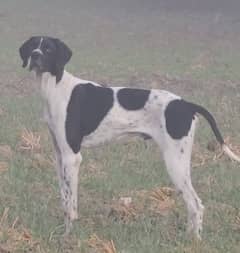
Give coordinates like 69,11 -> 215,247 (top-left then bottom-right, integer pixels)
19,36 -> 240,239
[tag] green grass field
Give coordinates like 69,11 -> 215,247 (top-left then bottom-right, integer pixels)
0,1 -> 240,252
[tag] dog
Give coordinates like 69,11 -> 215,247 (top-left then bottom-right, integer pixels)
19,36 -> 240,239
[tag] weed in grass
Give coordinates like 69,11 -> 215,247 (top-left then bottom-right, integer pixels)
87,234 -> 117,253
19,128 -> 41,152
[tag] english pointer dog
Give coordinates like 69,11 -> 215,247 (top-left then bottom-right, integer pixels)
19,36 -> 240,239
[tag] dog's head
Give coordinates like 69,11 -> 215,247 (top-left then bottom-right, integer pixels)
19,36 -> 72,83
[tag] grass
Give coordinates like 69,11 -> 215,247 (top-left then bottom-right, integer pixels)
0,1 -> 240,252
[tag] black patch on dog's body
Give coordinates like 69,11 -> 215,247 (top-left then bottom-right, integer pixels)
65,83 -> 114,153
117,88 -> 150,110
165,99 -> 224,144
165,99 -> 195,139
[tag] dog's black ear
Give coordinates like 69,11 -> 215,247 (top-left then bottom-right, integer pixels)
19,37 -> 34,68
52,38 -> 72,83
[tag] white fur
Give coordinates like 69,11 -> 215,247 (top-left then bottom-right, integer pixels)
32,48 -> 43,55
32,37 -> 44,55
38,70 -> 206,238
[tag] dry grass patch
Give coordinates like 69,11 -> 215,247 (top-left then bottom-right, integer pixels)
192,137 -> 240,168
192,143 -> 216,168
81,159 -> 107,180
108,197 -> 137,222
19,128 -> 41,152
18,128 -> 54,171
232,211 -> 240,231
222,137 -> 240,160
0,208 -> 45,253
135,186 -> 176,216
87,234 -> 118,253
0,162 -> 8,174
148,187 -> 176,214
31,153 -> 55,170
108,186 -> 176,223
0,145 -> 13,160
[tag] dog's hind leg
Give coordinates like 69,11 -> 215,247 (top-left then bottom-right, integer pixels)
154,122 -> 204,239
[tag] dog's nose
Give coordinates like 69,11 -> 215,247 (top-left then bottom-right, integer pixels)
31,51 -> 41,60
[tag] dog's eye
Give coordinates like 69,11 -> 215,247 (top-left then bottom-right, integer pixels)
46,48 -> 52,53
43,44 -> 52,54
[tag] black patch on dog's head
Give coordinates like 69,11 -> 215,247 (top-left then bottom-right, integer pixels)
19,36 -> 72,83
165,99 -> 195,139
51,38 -> 72,82
117,88 -> 150,110
65,83 -> 114,153
19,37 -> 36,68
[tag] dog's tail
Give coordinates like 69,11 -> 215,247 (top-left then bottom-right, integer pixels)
188,101 -> 240,162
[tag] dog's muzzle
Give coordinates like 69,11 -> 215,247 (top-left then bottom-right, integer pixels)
29,51 -> 43,71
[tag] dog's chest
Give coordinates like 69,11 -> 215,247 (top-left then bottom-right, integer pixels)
41,74 -> 73,146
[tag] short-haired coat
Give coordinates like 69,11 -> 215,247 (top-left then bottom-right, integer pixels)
19,36 -> 240,239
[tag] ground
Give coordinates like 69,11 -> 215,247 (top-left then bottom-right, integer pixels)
0,1 -> 240,252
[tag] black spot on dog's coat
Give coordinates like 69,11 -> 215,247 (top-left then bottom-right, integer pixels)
165,99 -> 225,145
65,83 -> 114,153
165,99 -> 195,139
117,88 -> 150,110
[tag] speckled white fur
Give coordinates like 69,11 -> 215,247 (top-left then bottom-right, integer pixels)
38,70 -> 204,239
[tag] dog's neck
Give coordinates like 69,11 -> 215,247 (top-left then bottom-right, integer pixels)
39,70 -> 75,99
38,70 -> 101,105
40,70 -> 74,84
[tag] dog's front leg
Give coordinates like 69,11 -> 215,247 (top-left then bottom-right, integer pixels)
48,127 -> 82,235
61,152 -> 82,235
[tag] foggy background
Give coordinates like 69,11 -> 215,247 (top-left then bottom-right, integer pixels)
0,1 -> 240,252
1,0 -> 240,89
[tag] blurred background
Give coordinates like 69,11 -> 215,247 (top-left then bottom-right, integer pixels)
0,1 -> 240,252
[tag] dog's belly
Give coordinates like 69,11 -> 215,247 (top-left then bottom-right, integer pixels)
81,130 -> 128,148
81,109 -> 155,148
